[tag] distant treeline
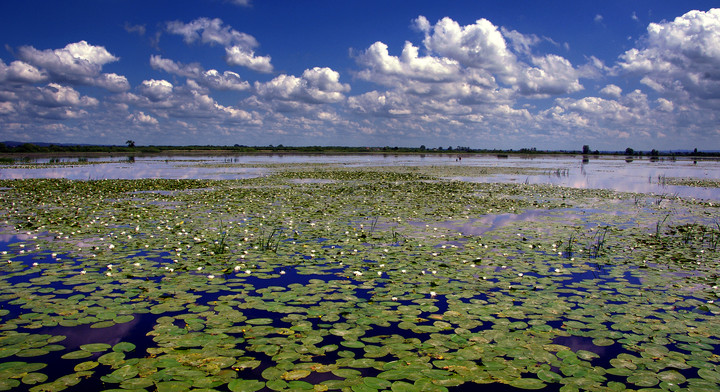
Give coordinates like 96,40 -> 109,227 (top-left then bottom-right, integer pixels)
1,142 -> 718,157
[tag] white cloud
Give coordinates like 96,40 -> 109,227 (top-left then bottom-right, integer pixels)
150,55 -> 251,90
421,16 -> 518,78
16,41 -> 128,91
656,98 -> 674,112
516,54 -> 583,97
363,16 -> 582,98
501,28 -> 540,56
0,60 -> 48,83
618,9 -> 720,101
166,18 -> 273,73
33,83 -> 98,107
225,46 -> 273,73
166,17 -> 257,48
138,79 -> 174,102
356,41 -> 461,84
255,67 -> 350,104
130,111 -> 159,125
95,73 -> 130,92
0,101 -> 14,114
599,84 -> 622,98
594,14 -> 604,24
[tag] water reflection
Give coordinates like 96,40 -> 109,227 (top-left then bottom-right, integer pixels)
1,154 -> 719,199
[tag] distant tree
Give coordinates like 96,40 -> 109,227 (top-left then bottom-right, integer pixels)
650,149 -> 659,156
126,140 -> 135,148
419,145 -> 426,151
447,146 -> 453,151
582,145 -> 591,154
625,147 -> 634,155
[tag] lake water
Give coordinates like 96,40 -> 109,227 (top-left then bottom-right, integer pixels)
1,153 -> 719,200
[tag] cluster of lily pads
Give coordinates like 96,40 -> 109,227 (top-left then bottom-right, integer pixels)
0,165 -> 718,392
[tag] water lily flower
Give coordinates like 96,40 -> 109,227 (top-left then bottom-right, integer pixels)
107,264 -> 113,269
518,273 -> 524,277
430,291 -> 437,298
280,270 -> 286,275
234,265 -> 242,272
353,271 -> 363,276
377,271 -> 382,276
554,268 -> 561,273
208,274 -> 215,279
391,297 -> 398,301
134,262 -> 141,267
80,270 -> 86,275
245,270 -> 251,274
32,262 -> 38,267
106,272 -> 112,277
197,267 -> 203,271
401,269 -> 407,273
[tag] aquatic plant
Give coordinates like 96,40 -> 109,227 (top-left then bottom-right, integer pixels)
0,166 -> 718,392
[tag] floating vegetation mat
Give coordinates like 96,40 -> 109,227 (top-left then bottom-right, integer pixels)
0,167 -> 718,392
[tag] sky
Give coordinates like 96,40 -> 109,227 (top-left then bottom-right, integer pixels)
1,1 -> 719,151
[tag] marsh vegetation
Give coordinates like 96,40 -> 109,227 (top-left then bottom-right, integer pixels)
0,159 -> 718,391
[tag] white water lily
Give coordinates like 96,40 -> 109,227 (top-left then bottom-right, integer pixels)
391,297 -> 398,301
80,270 -> 86,275
353,270 -> 363,276
106,272 -> 112,277
32,262 -> 38,267
208,274 -> 215,279
430,291 -> 437,297
107,264 -> 113,269
280,270 -> 286,275
234,265 -> 242,272
245,270 -> 251,274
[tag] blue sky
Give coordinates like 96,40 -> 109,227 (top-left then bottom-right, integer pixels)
1,1 -> 718,151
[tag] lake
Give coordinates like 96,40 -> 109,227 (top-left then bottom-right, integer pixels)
0,154 -> 718,392
2,154 -> 719,200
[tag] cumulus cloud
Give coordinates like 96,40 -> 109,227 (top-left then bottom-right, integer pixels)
617,9 -> 720,101
600,84 -> 622,98
356,16 -> 583,102
15,41 -> 129,91
255,67 -> 350,104
225,46 -> 273,73
166,17 -> 257,47
421,16 -> 518,78
166,17 -> 272,73
138,79 -> 174,102
33,83 -> 98,107
356,41 -> 461,84
0,60 -> 47,83
130,111 -> 159,125
516,54 -> 583,97
150,55 -> 250,90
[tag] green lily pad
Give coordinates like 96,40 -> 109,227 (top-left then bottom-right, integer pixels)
228,379 -> 265,392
